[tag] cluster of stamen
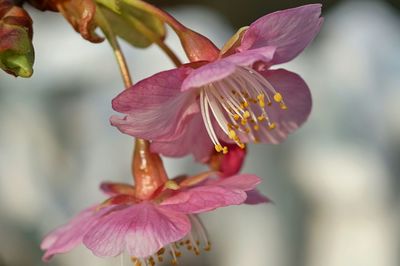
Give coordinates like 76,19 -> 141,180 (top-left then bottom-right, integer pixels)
199,66 -> 288,153
130,215 -> 210,266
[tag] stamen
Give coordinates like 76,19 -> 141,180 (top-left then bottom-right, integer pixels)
273,92 -> 283,102
200,89 -> 228,153
199,66 -> 288,152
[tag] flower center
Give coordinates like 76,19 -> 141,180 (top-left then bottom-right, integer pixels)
199,66 -> 287,153
130,215 -> 211,266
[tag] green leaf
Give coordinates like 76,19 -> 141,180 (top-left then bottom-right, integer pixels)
96,0 -> 166,48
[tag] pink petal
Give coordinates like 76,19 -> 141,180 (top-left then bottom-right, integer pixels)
181,47 -> 275,91
150,114 -> 214,162
181,59 -> 236,91
83,202 -> 190,258
244,189 -> 271,205
110,68 -> 199,141
160,185 -> 247,214
239,4 -> 323,64
41,206 -> 106,262
161,174 -> 261,213
213,173 -> 261,191
258,69 -> 312,144
223,46 -> 276,66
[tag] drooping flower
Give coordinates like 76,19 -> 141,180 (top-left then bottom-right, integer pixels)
111,4 -> 323,162
41,174 -> 260,264
41,141 -> 262,265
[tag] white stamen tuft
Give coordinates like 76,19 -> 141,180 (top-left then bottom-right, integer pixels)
199,66 -> 287,153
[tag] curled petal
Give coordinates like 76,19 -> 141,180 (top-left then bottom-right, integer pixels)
83,202 -> 190,258
181,47 -> 275,91
239,4 -> 323,64
111,67 -> 199,141
244,189 -> 271,205
57,0 -> 103,43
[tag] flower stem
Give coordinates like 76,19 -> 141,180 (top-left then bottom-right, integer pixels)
96,7 -> 168,193
96,7 -> 133,88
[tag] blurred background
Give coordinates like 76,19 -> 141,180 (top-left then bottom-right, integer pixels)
0,0 -> 400,265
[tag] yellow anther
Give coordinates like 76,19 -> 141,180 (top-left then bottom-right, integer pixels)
257,115 -> 265,121
233,114 -> 240,120
175,251 -> 182,257
205,242 -> 212,251
238,143 -> 245,149
222,146 -> 228,154
245,127 -> 251,133
148,257 -> 155,266
157,248 -> 165,255
242,101 -> 249,108
254,137 -> 260,143
194,247 -> 200,256
280,103 -> 288,110
243,111 -> 250,119
228,130 -> 237,140
268,122 -> 276,130
254,125 -> 259,131
164,180 -> 180,190
171,259 -> 178,265
131,258 -> 141,266
274,93 -> 283,102
215,144 -> 223,152
241,119 -> 247,125
257,94 -> 265,107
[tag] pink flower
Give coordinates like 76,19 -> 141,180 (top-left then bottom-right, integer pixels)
111,4 -> 323,162
41,173 -> 261,264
